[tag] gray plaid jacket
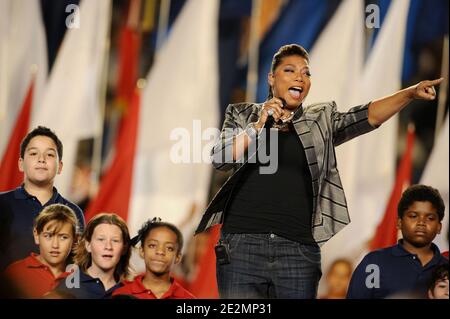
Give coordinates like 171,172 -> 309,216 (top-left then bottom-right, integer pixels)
195,101 -> 377,245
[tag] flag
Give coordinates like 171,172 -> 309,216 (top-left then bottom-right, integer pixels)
115,0 -> 142,109
32,0 -> 112,196
128,0 -> 220,296
371,0 -> 448,81
115,28 -> 141,111
320,0 -> 411,279
296,0 -> 365,295
401,0 -> 448,81
306,0 -> 364,108
84,89 -> 141,222
369,125 -> 415,251
420,114 -> 449,252
188,225 -> 220,298
0,81 -> 34,191
0,0 -> 47,162
342,0 -> 411,251
310,1 -> 411,296
85,0 -> 142,222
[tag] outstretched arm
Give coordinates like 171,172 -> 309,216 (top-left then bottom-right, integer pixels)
368,78 -> 444,127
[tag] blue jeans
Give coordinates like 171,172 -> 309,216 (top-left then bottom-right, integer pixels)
216,233 -> 322,299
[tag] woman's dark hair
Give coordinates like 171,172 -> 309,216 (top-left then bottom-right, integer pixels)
20,126 -> 63,160
267,44 -> 310,99
131,217 -> 184,254
397,184 -> 445,220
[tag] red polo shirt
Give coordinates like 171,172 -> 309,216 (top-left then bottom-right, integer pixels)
113,274 -> 195,299
3,253 -> 71,298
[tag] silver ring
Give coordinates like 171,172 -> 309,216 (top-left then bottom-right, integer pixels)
267,109 -> 274,116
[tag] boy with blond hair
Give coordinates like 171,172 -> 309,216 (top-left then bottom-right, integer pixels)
3,204 -> 79,298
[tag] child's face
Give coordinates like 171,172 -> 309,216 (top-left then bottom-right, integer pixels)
140,227 -> 181,276
19,136 -> 62,185
326,262 -> 352,297
428,278 -> 449,299
397,201 -> 441,247
86,223 -> 125,272
34,221 -> 74,268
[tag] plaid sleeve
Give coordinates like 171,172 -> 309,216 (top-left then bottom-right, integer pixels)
332,102 -> 378,146
210,104 -> 243,171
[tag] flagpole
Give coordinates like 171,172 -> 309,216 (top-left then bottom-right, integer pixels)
434,35 -> 448,142
155,0 -> 171,54
90,1 -> 113,198
246,0 -> 262,103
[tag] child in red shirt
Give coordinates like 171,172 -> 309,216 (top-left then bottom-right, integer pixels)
3,204 -> 79,298
113,218 -> 195,299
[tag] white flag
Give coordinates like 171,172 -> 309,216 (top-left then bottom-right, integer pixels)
335,0 -> 411,255
304,0 -> 365,294
306,0 -> 364,108
32,0 -> 111,195
0,0 -> 47,158
420,115 -> 449,252
313,0 -> 411,291
129,0 -> 220,240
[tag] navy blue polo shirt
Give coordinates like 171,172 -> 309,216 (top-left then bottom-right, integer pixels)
55,268 -> 122,299
0,185 -> 85,270
347,240 -> 448,299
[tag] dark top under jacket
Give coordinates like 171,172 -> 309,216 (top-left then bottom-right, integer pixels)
223,128 -> 315,244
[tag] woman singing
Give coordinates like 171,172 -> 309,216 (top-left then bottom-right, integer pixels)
196,44 -> 443,299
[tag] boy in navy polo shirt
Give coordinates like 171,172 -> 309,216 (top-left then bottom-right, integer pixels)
347,184 -> 448,299
0,126 -> 85,270
3,204 -> 79,298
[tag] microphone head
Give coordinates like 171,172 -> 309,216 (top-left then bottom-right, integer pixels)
264,97 -> 286,128
265,116 -> 275,128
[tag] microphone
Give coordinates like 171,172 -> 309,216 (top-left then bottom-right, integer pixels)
264,97 -> 286,128
264,114 -> 275,129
